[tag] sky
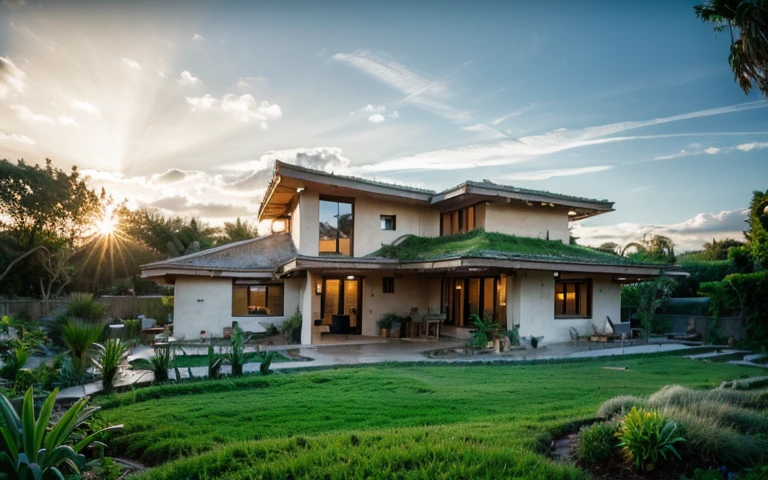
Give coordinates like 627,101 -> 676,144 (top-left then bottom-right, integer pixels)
0,0 -> 766,252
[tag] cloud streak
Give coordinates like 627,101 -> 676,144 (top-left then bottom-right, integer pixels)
363,101 -> 768,172
502,165 -> 613,181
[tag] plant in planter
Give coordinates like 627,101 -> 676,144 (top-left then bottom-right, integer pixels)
469,313 -> 501,350
223,324 -> 256,376
616,406 -> 685,471
378,313 -> 400,337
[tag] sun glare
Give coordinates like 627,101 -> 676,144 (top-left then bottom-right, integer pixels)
97,213 -> 117,236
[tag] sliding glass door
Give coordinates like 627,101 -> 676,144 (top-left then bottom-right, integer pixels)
321,277 -> 362,334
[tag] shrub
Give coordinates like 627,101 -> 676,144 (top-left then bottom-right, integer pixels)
147,346 -> 174,382
93,338 -> 130,393
281,310 -> 302,344
469,313 -> 499,349
64,292 -> 107,322
575,422 -> 616,464
616,406 -> 685,471
260,351 -> 276,375
0,387 -> 122,479
504,327 -> 520,346
597,395 -> 643,418
223,324 -> 256,376
123,318 -> 141,338
0,340 -> 30,382
62,319 -> 104,381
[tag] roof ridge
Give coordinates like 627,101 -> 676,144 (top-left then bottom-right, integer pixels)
142,234 -> 284,268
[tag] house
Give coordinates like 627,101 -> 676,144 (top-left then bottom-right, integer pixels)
141,160 -> 676,344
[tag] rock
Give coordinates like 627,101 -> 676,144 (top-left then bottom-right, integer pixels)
500,336 -> 511,353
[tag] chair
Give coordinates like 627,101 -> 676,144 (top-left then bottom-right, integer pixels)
606,316 -> 631,339
569,327 -> 586,345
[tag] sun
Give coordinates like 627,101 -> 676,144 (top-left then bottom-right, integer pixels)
96,212 -> 117,236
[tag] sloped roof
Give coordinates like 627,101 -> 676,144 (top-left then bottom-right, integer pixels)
141,233 -> 297,273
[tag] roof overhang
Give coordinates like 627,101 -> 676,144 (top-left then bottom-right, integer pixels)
141,266 -> 276,283
282,254 -> 668,277
431,183 -> 614,221
258,161 -> 434,221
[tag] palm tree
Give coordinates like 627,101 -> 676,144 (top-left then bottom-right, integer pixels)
695,0 -> 768,97
221,217 -> 258,244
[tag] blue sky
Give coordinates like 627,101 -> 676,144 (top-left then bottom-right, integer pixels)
0,0 -> 766,250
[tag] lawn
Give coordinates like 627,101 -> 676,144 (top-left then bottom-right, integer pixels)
371,228 -> 657,265
98,356 -> 760,479
169,352 -> 294,368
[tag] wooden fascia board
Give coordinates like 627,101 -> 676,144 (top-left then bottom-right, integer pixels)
141,267 -> 275,279
279,167 -> 433,202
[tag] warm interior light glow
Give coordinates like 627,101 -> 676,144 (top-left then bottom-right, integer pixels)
271,219 -> 286,233
556,293 -> 576,301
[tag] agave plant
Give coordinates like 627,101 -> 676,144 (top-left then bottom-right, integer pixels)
61,319 -> 104,381
63,293 -> 106,323
92,339 -> 130,393
259,351 -> 277,375
0,387 -> 122,479
223,324 -> 256,376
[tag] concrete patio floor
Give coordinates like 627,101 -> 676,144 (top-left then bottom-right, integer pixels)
57,338 -> 703,400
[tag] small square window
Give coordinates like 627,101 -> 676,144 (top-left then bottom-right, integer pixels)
380,215 -> 396,231
383,277 -> 395,294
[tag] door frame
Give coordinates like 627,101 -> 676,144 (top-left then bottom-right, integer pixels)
320,276 -> 363,334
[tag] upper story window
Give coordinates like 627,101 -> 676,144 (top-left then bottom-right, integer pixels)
441,205 -> 476,236
554,279 -> 592,318
380,215 -> 396,231
232,282 -> 285,317
319,197 -> 353,256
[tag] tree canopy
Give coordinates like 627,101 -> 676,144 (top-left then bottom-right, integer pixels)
695,0 -> 768,97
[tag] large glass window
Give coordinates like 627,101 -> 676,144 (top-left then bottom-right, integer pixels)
554,279 -> 591,318
441,276 -> 504,327
441,205 -> 476,236
319,198 -> 353,255
232,282 -> 284,316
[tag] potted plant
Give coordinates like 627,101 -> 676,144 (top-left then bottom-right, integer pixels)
378,313 -> 399,337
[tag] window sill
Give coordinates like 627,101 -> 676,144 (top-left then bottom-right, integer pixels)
555,316 -> 592,320
232,314 -> 285,318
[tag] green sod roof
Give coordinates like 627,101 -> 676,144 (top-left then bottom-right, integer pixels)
370,229 -> 663,266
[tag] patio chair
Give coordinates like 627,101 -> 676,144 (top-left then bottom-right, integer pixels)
569,327 -> 586,345
606,316 -> 631,339
590,323 -> 619,343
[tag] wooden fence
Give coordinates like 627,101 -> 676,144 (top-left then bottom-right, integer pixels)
0,296 -> 170,322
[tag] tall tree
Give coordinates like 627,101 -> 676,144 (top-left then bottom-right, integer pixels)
745,189 -> 768,269
621,234 -> 676,264
695,0 -> 768,97
0,159 -> 100,297
119,207 -> 220,258
701,238 -> 746,260
221,217 -> 258,244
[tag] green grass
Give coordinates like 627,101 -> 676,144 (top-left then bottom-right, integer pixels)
371,229 -> 659,265
96,356 -> 761,479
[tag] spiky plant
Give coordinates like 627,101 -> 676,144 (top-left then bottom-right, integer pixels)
61,319 -> 104,381
260,351 -> 277,375
93,338 -> 130,393
223,324 -> 256,376
208,345 -> 223,379
63,292 -> 106,323
0,387 -> 122,479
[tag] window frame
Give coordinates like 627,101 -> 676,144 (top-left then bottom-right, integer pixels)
380,215 -> 396,231
440,205 -> 478,236
318,195 -> 355,256
554,278 -> 592,319
382,276 -> 395,294
232,281 -> 285,317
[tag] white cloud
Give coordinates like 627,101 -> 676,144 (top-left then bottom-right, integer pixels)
491,103 -> 536,125
704,147 -> 721,155
237,80 -> 250,88
364,101 -> 768,172
186,94 -> 217,111
237,76 -> 265,89
629,185 -> 653,193
368,113 -> 385,124
178,70 -> 201,86
333,50 -> 470,122
221,94 -> 282,122
572,209 -> 748,252
333,50 -> 448,97
736,141 -> 768,152
0,56 -> 26,99
364,104 -> 386,113
502,165 -> 613,181
121,57 -> 142,70
57,115 -> 80,127
192,34 -> 204,41
389,110 -> 399,119
70,99 -> 101,117
11,104 -> 54,123
0,132 -> 35,145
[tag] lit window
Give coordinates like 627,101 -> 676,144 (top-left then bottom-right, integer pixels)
554,279 -> 591,318
232,283 -> 285,316
380,215 -> 396,231
319,198 -> 353,255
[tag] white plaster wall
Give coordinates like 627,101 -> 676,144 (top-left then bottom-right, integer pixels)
354,197 -> 439,257
173,276 -> 299,341
297,191 -> 319,256
512,271 -> 621,344
360,274 -> 441,337
300,272 -> 314,345
291,202 -> 301,251
483,203 -> 569,243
